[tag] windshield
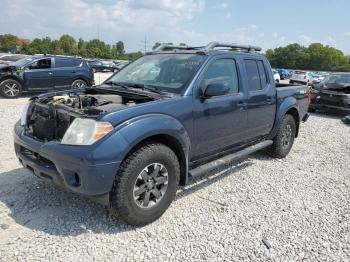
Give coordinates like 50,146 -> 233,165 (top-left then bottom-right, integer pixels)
12,57 -> 35,67
320,74 -> 350,85
107,54 -> 206,94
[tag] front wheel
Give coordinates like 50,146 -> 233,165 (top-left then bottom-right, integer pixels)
110,143 -> 180,226
0,79 -> 23,98
267,114 -> 296,158
71,79 -> 87,89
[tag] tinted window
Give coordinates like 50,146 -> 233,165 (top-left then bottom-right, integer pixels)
245,60 -> 261,91
55,57 -> 77,68
257,60 -> 268,88
201,59 -> 239,94
28,58 -> 51,70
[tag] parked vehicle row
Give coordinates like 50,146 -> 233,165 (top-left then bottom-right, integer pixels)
0,55 -> 94,98
14,42 -> 309,225
87,59 -> 129,73
0,54 -> 28,65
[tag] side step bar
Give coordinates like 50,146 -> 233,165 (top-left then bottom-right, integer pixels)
188,140 -> 273,179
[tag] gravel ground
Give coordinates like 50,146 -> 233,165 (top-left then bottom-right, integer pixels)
0,91 -> 349,261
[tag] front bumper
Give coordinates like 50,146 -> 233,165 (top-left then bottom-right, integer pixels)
309,101 -> 350,114
14,121 -> 129,204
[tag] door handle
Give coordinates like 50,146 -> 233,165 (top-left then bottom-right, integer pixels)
48,72 -> 53,75
266,96 -> 273,104
71,71 -> 76,73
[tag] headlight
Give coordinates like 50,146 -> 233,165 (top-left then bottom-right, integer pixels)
20,101 -> 31,126
61,118 -> 113,145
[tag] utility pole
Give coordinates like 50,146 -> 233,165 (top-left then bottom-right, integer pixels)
140,36 -> 149,54
97,24 -> 100,40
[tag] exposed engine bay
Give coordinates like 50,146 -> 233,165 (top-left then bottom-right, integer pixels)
25,88 -> 158,141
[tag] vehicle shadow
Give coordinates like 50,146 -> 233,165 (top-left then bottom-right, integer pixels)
309,111 -> 345,119
0,158 -> 253,236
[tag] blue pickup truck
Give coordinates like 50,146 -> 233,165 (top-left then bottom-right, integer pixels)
14,42 -> 309,225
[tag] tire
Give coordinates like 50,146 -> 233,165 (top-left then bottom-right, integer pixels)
110,143 -> 180,226
267,114 -> 296,158
0,79 -> 23,98
71,79 -> 87,89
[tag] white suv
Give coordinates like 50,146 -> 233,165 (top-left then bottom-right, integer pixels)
290,71 -> 314,85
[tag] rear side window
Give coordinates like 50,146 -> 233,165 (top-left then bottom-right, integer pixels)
257,61 -> 268,88
201,59 -> 239,94
55,57 -> 78,68
245,60 -> 269,91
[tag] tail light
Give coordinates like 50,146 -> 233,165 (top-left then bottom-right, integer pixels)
307,89 -> 312,105
304,75 -> 307,80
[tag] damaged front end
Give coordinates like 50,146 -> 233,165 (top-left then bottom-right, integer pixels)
23,88 -> 158,142
310,83 -> 350,114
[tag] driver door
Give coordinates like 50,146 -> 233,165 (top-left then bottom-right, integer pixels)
192,57 -> 248,159
24,58 -> 54,89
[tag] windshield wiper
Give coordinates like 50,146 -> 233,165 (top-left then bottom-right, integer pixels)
104,81 -> 129,89
119,82 -> 163,94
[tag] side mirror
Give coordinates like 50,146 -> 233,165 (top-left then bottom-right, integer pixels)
203,83 -> 230,98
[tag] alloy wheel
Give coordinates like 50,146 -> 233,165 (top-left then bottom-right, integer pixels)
281,124 -> 292,150
72,80 -> 86,89
133,163 -> 169,209
3,82 -> 20,97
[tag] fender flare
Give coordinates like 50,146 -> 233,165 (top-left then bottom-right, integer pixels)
268,96 -> 300,139
114,114 -> 191,184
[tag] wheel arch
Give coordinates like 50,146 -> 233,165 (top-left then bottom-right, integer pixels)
0,75 -> 25,88
121,134 -> 188,186
269,96 -> 301,139
114,114 -> 191,186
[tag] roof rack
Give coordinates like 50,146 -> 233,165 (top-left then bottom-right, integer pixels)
152,42 -> 262,53
153,44 -> 202,52
204,42 -> 262,52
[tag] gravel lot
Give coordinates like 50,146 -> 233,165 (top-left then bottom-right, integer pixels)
0,81 -> 349,261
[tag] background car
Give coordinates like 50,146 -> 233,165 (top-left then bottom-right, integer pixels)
272,69 -> 281,82
0,55 -> 94,98
277,68 -> 291,80
309,73 -> 350,114
0,54 -> 27,65
88,60 -> 119,72
290,70 -> 314,85
114,60 -> 130,71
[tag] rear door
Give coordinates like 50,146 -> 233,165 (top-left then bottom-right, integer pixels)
23,58 -> 53,89
192,56 -> 248,159
244,59 -> 276,139
52,57 -> 80,88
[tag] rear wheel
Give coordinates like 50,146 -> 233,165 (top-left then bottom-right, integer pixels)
110,143 -> 180,226
0,79 -> 22,98
71,79 -> 87,89
268,114 -> 296,158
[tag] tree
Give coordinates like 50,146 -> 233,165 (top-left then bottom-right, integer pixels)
115,41 -> 125,58
49,40 -> 64,55
152,42 -> 161,50
59,34 -> 77,55
78,38 -> 87,57
0,34 -> 19,52
265,43 -> 350,72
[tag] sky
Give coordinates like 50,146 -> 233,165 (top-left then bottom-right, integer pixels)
1,0 -> 350,54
